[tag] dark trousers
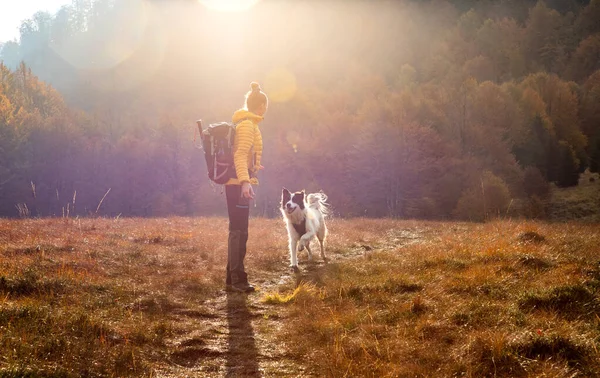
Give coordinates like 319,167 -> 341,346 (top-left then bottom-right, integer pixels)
225,185 -> 250,285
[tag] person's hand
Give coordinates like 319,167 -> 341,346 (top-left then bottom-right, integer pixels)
241,182 -> 255,199
257,165 -> 265,171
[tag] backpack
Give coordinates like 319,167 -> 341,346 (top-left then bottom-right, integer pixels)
197,119 -> 248,184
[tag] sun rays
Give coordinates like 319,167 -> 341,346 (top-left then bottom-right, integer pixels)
198,0 -> 261,12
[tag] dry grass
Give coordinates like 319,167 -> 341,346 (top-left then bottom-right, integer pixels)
548,170 -> 600,222
261,283 -> 320,305
0,217 -> 229,376
0,217 -> 599,377
271,220 -> 600,377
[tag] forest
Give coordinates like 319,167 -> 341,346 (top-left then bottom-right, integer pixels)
1,0 -> 599,219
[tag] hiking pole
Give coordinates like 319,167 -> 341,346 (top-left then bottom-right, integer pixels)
193,119 -> 204,149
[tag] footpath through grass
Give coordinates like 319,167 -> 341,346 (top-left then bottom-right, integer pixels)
0,217 -> 599,377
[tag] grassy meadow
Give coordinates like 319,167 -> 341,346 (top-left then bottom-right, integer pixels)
0,216 -> 599,377
547,171 -> 600,223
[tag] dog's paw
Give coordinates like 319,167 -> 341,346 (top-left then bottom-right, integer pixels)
297,243 -> 305,252
290,265 -> 300,274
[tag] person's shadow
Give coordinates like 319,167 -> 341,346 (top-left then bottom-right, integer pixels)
226,293 -> 260,377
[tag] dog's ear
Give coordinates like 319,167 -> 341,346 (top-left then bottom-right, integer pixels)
282,188 -> 291,203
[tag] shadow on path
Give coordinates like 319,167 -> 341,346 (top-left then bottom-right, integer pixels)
292,260 -> 331,289
226,293 -> 260,377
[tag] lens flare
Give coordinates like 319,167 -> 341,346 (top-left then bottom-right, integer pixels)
265,67 -> 297,103
286,130 -> 300,153
76,2 -> 167,93
199,0 -> 261,12
51,0 -> 149,71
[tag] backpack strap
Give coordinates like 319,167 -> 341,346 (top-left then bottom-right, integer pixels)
227,118 -> 248,148
234,118 -> 249,126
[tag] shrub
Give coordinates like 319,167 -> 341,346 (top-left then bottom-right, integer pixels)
523,166 -> 550,199
525,195 -> 548,219
454,171 -> 511,221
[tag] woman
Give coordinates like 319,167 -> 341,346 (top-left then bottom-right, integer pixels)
225,82 -> 267,293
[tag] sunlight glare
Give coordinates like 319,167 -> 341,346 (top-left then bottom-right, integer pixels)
51,0 -> 149,70
265,67 -> 297,103
199,0 -> 261,12
78,2 -> 167,92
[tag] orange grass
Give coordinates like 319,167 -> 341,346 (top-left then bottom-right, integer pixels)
273,220 -> 600,377
0,217 -> 599,377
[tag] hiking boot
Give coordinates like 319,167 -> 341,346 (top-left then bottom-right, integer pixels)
230,282 -> 255,293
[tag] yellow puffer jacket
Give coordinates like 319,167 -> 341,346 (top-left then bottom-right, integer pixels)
225,109 -> 263,185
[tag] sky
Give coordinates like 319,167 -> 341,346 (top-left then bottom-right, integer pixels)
0,0 -> 72,43
0,1 -> 262,44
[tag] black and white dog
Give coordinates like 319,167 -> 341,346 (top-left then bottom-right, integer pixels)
280,188 -> 329,272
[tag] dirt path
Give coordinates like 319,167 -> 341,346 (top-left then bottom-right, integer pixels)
153,228 -> 427,377
152,268 -> 318,377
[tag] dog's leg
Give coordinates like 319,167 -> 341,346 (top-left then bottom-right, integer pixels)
289,233 -> 300,272
305,242 -> 313,262
318,237 -> 326,262
317,225 -> 327,261
298,223 -> 317,254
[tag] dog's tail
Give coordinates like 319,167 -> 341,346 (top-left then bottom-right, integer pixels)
307,192 -> 329,216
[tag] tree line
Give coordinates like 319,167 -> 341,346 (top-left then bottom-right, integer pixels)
0,0 -> 599,219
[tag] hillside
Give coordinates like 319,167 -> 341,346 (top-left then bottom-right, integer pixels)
547,170 -> 600,222
1,0 -> 600,219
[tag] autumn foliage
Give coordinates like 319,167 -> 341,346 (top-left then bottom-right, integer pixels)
1,0 -> 599,219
